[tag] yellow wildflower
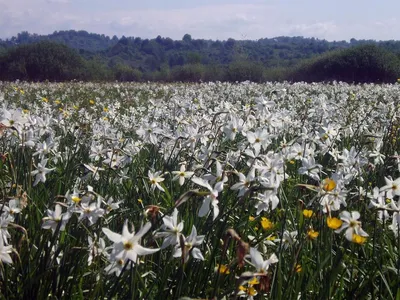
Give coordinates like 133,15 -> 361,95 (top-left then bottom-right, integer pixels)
215,264 -> 230,274
303,209 -> 314,218
327,217 -> 342,229
238,286 -> 257,296
71,196 -> 81,204
261,217 -> 274,230
295,264 -> 302,273
307,229 -> 319,240
89,99 -> 95,105
249,216 -> 255,222
248,277 -> 259,285
322,178 -> 336,192
352,234 -> 367,245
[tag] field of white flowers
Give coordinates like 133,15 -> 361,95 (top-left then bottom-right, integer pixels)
0,80 -> 399,299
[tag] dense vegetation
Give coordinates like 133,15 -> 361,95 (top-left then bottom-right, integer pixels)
1,30 -> 400,82
0,81 -> 400,299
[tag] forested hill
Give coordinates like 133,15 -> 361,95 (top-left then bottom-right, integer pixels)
1,30 -> 400,83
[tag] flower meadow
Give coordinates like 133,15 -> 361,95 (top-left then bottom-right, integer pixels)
0,80 -> 399,299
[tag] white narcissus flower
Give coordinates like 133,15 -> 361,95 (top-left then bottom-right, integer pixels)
42,204 -> 71,234
0,237 -> 13,265
249,247 -> 278,274
335,211 -> 368,241
172,164 -> 194,186
192,177 -> 224,220
369,187 -> 389,221
77,198 -> 105,226
173,225 -> 204,263
298,156 -> 322,181
148,170 -> 165,192
102,221 -> 159,266
87,234 -> 107,266
389,199 -> 400,236
154,208 -> 184,249
223,115 -> 243,141
254,190 -> 279,215
31,158 -> 55,186
231,169 -> 255,197
0,215 -> 12,245
380,176 -> 400,199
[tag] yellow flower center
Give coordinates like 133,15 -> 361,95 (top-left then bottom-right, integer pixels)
124,241 -> 133,250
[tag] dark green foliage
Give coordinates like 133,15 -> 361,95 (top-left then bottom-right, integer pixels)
288,44 -> 400,83
0,41 -> 86,81
113,64 -> 143,82
1,31 -> 400,82
170,64 -> 205,82
226,60 -> 265,82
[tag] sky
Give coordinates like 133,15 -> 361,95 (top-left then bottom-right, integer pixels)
1,0 -> 400,41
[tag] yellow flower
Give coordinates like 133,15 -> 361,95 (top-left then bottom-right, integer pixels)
249,216 -> 255,221
55,99 -> 62,105
238,286 -> 257,296
289,160 -> 295,164
248,277 -> 259,285
23,109 -> 29,114
327,217 -> 342,229
352,234 -> 367,245
307,229 -> 319,240
295,264 -> 302,273
303,209 -> 314,218
260,217 -> 274,230
215,264 -> 230,274
322,178 -> 336,192
89,99 -> 95,105
20,89 -> 25,95
71,196 -> 81,204
42,97 -> 48,103
73,105 -> 79,110
103,107 -> 109,112
266,235 -> 276,241
138,198 -> 143,204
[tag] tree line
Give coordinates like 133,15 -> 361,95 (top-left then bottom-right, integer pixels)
0,34 -> 399,83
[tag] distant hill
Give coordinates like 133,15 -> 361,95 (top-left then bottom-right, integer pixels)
0,30 -> 118,52
1,30 -> 400,82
